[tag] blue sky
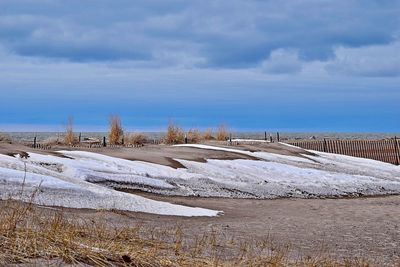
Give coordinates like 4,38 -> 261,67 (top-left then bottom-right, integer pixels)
0,0 -> 399,132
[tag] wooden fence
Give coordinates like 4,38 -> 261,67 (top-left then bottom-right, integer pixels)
287,138 -> 400,165
20,135 -> 400,166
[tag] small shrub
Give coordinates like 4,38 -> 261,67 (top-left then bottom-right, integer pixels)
216,124 -> 228,141
109,115 -> 124,145
64,117 -> 76,145
203,129 -> 214,140
187,128 -> 203,143
165,121 -> 185,144
125,133 -> 147,146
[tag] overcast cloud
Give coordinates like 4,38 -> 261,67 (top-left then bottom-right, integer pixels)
0,0 -> 399,131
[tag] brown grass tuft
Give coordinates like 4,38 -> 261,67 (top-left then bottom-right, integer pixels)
165,121 -> 185,144
125,133 -> 147,146
108,115 -> 124,145
187,128 -> 203,143
216,124 -> 228,141
203,129 -> 214,140
64,117 -> 76,145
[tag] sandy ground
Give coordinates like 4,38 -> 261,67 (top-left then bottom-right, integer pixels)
3,194 -> 398,264
118,193 -> 400,264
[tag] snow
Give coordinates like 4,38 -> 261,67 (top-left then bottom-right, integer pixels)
174,158 -> 398,197
175,144 -> 249,153
172,144 -> 400,197
0,153 -> 220,217
175,144 -> 313,163
1,143 -> 400,214
60,145 -> 400,198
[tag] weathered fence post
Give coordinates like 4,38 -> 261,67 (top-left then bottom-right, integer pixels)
346,140 -> 350,156
79,132 -> 81,143
33,136 -> 37,148
361,140 -> 367,159
323,138 -> 327,153
270,133 -> 273,143
277,132 -> 280,142
373,140 -> 379,161
103,136 -> 106,147
394,136 -> 399,166
185,134 -> 188,144
335,140 -> 339,154
264,131 -> 267,141
382,140 -> 388,163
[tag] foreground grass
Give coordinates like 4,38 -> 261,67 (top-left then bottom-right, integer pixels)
0,200 -> 393,267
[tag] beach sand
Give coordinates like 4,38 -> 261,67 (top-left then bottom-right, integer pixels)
2,194 -> 398,264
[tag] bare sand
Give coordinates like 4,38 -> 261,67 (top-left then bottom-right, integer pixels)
126,193 -> 399,263
2,194 -> 398,264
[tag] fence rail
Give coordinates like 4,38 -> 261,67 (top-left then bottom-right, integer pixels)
287,138 -> 400,165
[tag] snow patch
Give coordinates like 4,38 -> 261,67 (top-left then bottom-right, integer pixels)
1,144 -> 400,215
0,153 -> 219,217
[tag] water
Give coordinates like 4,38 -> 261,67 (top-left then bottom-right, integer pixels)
3,131 -> 400,143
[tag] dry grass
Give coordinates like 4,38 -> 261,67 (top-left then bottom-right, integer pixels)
125,133 -> 147,146
108,115 -> 124,145
0,199 -> 391,266
64,117 -> 76,145
203,129 -> 214,140
216,124 -> 228,141
165,121 -> 185,145
187,129 -> 203,143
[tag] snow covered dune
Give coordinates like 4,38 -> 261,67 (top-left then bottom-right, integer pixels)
0,153 -> 220,217
172,144 -> 400,197
0,144 -> 400,214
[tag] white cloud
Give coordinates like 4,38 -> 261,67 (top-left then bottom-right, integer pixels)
326,41 -> 400,77
261,49 -> 302,74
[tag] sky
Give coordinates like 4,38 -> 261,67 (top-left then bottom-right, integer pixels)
0,0 -> 399,132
